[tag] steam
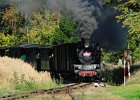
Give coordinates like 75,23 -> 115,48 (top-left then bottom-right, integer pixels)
46,0 -> 102,39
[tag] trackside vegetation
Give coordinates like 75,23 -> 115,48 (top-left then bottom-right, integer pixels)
0,57 -> 64,96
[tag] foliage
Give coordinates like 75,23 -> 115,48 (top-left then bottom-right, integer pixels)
102,50 -> 124,64
27,11 -> 60,45
0,32 -> 15,47
0,81 -> 63,96
102,51 -> 111,62
2,5 -> 19,30
0,3 -> 79,47
102,0 -> 140,63
52,14 -> 79,44
115,0 -> 140,62
1,0 -> 139,63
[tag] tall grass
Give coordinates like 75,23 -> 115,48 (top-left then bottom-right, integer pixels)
0,56 -> 62,96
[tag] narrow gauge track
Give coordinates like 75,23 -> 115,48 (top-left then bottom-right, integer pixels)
0,82 -> 94,100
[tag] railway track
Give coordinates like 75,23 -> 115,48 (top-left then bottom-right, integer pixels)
0,82 -> 95,100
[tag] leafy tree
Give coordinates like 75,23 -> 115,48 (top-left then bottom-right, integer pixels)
52,14 -> 79,44
28,11 -> 60,45
0,5 -> 20,46
115,0 -> 140,62
0,32 -> 15,47
0,4 -> 79,47
2,5 -> 19,32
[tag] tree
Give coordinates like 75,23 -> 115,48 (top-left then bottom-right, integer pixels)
115,0 -> 140,62
28,11 -> 60,45
0,5 -> 21,46
0,32 -> 15,47
2,5 -> 21,35
52,14 -> 79,44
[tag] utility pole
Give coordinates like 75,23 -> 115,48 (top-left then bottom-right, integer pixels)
124,51 -> 127,85
127,44 -> 131,81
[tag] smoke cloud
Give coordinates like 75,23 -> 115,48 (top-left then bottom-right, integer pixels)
91,7 -> 127,50
46,0 -> 102,39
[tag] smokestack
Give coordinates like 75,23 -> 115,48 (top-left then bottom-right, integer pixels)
81,38 -> 90,48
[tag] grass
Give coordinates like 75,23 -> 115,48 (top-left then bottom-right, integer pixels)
68,84 -> 140,100
0,57 -> 139,99
0,80 -> 63,96
111,84 -> 140,100
68,71 -> 140,100
0,57 -> 64,96
127,71 -> 140,85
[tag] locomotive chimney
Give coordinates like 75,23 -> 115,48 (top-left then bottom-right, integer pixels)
81,38 -> 90,48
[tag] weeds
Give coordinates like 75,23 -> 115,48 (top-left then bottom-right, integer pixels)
15,82 -> 37,90
0,57 -> 63,96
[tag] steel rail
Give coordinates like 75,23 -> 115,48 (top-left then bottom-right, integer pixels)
0,82 -> 94,100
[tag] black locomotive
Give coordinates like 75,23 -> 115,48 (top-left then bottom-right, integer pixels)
73,39 -> 101,79
50,38 -> 102,81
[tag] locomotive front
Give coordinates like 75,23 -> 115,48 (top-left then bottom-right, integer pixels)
74,38 -> 101,78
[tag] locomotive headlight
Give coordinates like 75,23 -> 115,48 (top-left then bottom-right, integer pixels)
85,44 -> 89,48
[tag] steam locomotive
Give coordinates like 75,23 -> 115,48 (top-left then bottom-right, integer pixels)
51,38 -> 102,81
73,39 -> 102,80
0,38 -> 102,82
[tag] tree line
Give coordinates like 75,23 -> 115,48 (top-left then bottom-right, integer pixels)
0,0 -> 140,63
0,3 -> 79,47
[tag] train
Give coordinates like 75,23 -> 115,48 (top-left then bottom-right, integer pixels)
50,38 -> 102,81
0,38 -> 103,82
74,39 -> 101,80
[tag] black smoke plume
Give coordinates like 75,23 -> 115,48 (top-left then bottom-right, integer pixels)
91,7 -> 127,50
46,0 -> 127,50
46,0 -> 102,39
